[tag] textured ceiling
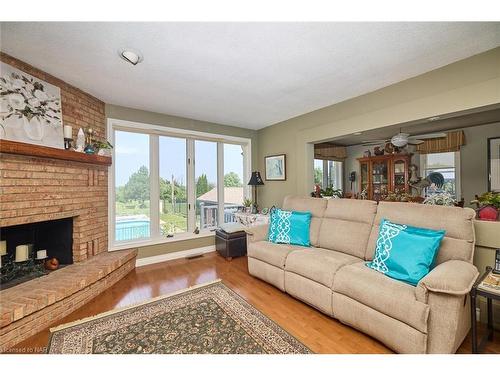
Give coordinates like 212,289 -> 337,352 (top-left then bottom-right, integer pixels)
1,22 -> 499,129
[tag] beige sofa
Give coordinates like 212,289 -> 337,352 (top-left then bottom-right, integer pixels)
246,195 -> 479,354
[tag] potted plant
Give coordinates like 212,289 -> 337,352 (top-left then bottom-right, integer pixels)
423,192 -> 457,206
93,140 -> 113,156
321,187 -> 343,198
470,192 -> 500,221
242,198 -> 253,213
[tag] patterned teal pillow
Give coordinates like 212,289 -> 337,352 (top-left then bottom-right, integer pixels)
366,218 -> 445,286
268,208 -> 312,247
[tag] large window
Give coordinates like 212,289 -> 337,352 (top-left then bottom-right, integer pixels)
109,120 -> 251,247
420,151 -> 460,198
223,143 -> 246,223
314,159 -> 343,190
159,136 -> 187,235
195,140 -> 218,230
114,131 -> 150,241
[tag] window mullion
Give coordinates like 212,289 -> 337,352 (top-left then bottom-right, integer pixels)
217,142 -> 224,226
187,139 -> 195,232
150,134 -> 160,239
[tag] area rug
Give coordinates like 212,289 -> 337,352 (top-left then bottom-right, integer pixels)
47,280 -> 311,354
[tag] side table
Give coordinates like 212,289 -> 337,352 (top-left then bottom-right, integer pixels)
470,266 -> 498,353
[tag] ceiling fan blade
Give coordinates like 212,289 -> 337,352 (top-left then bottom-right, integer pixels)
407,141 -> 424,145
361,139 -> 387,144
361,142 -> 386,146
408,133 -> 446,140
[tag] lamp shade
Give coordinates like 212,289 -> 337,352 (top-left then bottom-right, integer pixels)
248,171 -> 264,186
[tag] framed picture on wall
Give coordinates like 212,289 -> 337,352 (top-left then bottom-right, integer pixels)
265,154 -> 286,181
488,137 -> 500,192
0,62 -> 64,149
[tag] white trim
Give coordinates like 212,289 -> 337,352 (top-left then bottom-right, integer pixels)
108,118 -> 251,145
187,138 -> 195,232
111,231 -> 214,251
135,246 -> 216,267
149,134 -> 160,238
455,151 -> 462,199
217,142 -> 224,225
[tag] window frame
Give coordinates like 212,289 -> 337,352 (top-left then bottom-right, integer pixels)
107,118 -> 252,250
419,151 -> 461,198
313,158 -> 344,190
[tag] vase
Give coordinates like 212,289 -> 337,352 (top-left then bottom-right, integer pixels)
477,205 -> 499,221
22,116 -> 44,141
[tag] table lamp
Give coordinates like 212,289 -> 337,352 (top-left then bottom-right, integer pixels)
247,171 -> 264,212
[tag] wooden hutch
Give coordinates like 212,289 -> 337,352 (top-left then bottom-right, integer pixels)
357,153 -> 412,201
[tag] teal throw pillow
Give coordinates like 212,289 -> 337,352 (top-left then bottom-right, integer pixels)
366,218 -> 445,286
268,208 -> 312,247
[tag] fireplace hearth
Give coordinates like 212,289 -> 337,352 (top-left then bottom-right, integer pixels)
0,217 -> 73,289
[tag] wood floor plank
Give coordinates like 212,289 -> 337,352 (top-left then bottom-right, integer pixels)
8,253 -> 500,354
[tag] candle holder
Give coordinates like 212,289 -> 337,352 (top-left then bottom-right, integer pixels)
64,138 -> 73,150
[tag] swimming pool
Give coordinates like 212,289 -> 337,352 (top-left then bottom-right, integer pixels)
115,220 -> 150,241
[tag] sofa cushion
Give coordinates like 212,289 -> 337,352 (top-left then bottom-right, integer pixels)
365,202 -> 475,264
268,209 -> 312,246
318,199 -> 377,258
285,248 -> 360,288
333,262 -> 430,333
282,195 -> 327,247
366,219 -> 445,286
247,241 -> 302,269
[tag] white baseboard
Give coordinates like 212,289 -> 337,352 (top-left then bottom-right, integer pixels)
135,246 -> 216,267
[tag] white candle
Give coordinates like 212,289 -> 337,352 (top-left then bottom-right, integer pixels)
64,125 -> 73,139
36,249 -> 47,259
0,240 -> 6,256
15,245 -> 29,262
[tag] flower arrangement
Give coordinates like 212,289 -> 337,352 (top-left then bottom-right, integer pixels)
423,192 -> 457,206
470,192 -> 500,209
470,192 -> 500,221
0,71 -> 61,130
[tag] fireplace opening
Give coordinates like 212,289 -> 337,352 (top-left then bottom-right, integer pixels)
0,217 -> 73,289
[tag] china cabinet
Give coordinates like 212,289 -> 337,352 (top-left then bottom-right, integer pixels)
357,154 -> 412,201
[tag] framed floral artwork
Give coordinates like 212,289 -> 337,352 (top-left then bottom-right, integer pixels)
0,62 -> 64,149
265,154 -> 286,181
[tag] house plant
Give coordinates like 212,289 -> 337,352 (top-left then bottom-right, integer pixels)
423,192 -> 457,206
470,192 -> 500,221
321,187 -> 343,198
94,140 -> 113,156
242,198 -> 253,213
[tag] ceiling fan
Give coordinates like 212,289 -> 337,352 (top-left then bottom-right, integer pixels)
362,131 -> 447,147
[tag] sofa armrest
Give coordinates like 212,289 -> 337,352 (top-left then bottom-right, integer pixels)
416,260 -> 479,303
245,224 -> 269,243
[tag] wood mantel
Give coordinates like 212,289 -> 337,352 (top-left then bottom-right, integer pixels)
0,139 -> 112,166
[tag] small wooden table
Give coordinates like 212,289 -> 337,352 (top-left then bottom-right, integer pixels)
470,266 -> 498,353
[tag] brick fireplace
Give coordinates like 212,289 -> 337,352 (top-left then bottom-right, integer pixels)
1,153 -> 109,262
0,52 -> 109,263
0,53 -> 137,351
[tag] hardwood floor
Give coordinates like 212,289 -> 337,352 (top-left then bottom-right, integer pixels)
10,252 -> 500,354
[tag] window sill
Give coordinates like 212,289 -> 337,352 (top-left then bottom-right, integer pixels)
110,230 -> 215,251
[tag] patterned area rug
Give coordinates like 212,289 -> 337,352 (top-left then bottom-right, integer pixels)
47,280 -> 311,354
